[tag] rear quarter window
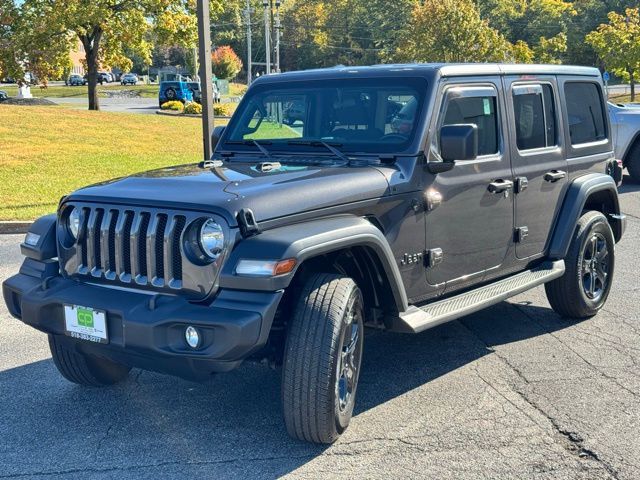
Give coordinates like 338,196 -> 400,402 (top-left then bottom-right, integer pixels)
564,82 -> 607,145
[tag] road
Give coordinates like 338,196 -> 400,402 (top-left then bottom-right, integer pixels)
0,179 -> 638,479
50,97 -> 160,115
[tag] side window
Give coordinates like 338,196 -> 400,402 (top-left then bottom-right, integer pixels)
440,88 -> 499,156
512,84 -> 557,150
564,82 -> 607,145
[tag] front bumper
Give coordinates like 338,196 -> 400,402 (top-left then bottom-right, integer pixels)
3,267 -> 283,380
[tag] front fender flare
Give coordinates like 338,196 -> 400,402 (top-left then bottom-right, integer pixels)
548,173 -> 623,260
218,215 -> 409,313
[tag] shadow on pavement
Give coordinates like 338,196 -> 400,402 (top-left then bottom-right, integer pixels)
620,174 -> 640,192
0,300 -> 575,477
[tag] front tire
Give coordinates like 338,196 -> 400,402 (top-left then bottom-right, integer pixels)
545,211 -> 615,319
48,335 -> 131,386
282,273 -> 364,444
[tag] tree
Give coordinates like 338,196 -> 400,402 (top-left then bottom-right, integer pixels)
587,8 -> 640,101
0,0 -> 70,82
394,0 -> 512,63
211,45 -> 242,79
0,0 -> 21,79
533,32 -> 568,64
511,40 -> 535,63
478,0 -> 574,64
16,0 -> 197,110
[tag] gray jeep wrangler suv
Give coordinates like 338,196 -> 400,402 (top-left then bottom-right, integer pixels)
3,64 -> 626,444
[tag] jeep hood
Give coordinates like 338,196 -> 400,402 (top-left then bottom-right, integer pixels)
67,162 -> 391,226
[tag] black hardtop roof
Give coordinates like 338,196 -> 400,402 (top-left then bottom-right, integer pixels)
252,63 -> 601,85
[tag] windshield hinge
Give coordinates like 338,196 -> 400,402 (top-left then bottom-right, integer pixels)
378,155 -> 396,164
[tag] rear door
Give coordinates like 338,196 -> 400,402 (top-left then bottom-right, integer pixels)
505,77 -> 567,259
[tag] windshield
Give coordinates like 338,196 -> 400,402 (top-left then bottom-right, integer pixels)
223,77 -> 427,154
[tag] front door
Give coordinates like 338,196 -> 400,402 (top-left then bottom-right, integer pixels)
425,80 -> 514,290
504,77 -> 567,259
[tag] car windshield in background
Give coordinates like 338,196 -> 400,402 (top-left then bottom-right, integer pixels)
224,78 -> 427,154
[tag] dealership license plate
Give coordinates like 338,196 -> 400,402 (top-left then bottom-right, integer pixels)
63,305 -> 108,344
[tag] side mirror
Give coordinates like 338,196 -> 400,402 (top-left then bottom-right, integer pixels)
440,124 -> 478,162
211,125 -> 226,151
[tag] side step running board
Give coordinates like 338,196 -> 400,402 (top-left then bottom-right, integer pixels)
393,260 -> 565,334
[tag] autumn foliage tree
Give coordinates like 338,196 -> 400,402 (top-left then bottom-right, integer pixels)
395,0 -> 512,63
587,8 -> 640,101
9,0 -> 197,110
211,46 -> 242,80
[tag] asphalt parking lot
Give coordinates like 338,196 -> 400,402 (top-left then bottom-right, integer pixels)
0,179 -> 638,479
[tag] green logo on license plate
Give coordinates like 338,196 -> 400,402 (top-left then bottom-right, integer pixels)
77,308 -> 94,328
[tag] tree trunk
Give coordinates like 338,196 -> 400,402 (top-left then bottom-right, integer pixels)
80,28 -> 103,111
630,69 -> 635,103
87,63 -> 99,111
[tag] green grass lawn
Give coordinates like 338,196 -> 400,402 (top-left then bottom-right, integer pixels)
0,82 -> 247,99
0,104 -> 229,220
244,121 -> 302,140
0,84 -> 160,99
609,93 -> 640,105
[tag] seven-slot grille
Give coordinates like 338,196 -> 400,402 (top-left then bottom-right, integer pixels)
75,207 -> 187,289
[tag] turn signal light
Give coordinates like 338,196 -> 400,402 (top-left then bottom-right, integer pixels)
236,258 -> 297,277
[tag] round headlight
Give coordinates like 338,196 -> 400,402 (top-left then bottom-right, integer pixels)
67,207 -> 81,240
199,219 -> 224,259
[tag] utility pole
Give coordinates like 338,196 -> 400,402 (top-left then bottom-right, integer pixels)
243,0 -> 253,84
196,0 -> 215,160
263,0 -> 271,74
274,0 -> 282,73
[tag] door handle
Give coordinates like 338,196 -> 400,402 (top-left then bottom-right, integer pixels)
544,170 -> 567,182
488,179 -> 514,194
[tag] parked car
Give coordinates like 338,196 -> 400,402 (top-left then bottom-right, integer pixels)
121,73 -> 138,86
98,72 -> 113,84
0,90 -> 7,100
158,80 -> 193,107
66,74 -> 86,86
608,102 -> 640,182
3,64 -> 626,445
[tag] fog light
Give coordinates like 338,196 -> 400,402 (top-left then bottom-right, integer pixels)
185,326 -> 201,349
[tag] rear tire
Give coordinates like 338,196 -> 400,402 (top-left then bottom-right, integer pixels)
545,211 -> 615,319
627,141 -> 640,183
48,335 -> 131,386
282,273 -> 364,444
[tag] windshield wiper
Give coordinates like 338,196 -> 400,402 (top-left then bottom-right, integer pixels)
225,139 -> 273,158
287,140 -> 349,162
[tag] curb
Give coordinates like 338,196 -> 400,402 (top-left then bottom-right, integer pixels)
0,221 -> 31,235
155,110 -> 232,120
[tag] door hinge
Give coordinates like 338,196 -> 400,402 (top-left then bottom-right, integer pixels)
427,248 -> 444,267
515,177 -> 528,194
514,226 -> 529,243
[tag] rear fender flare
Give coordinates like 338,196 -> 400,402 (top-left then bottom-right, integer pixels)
548,173 -> 623,259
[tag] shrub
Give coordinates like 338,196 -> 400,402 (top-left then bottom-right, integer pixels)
211,46 -> 243,80
184,102 -> 202,115
214,103 -> 236,116
161,100 -> 184,112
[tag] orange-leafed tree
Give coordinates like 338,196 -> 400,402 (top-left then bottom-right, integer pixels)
211,46 -> 242,80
